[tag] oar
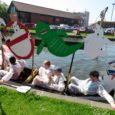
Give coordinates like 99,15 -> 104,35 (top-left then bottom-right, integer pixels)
64,52 -> 75,92
2,82 -> 31,93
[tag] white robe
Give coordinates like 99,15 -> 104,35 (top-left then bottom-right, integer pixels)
49,73 -> 66,92
0,60 -> 24,81
69,76 -> 115,107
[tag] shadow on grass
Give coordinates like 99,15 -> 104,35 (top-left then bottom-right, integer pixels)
0,102 -> 7,115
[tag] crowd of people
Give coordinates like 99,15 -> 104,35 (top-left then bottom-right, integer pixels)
0,56 -> 115,109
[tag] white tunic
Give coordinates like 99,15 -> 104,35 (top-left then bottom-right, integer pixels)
2,61 -> 24,81
37,66 -> 52,84
52,73 -> 66,84
49,73 -> 66,92
69,77 -> 115,107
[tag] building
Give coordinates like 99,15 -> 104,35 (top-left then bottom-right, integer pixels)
98,21 -> 115,28
75,11 -> 89,27
90,21 -> 115,29
8,1 -> 89,26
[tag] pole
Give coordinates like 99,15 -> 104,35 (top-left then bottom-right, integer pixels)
31,40 -> 35,78
68,52 -> 75,74
64,52 -> 75,92
111,3 -> 115,21
31,51 -> 34,77
24,45 -> 35,83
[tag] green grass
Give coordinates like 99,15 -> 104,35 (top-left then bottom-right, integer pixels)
0,87 -> 115,115
29,29 -> 36,34
1,26 -> 115,39
105,35 -> 115,39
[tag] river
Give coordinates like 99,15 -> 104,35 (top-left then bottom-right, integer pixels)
26,44 -> 115,79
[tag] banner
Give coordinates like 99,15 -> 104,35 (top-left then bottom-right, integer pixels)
4,21 -> 34,59
36,22 -> 83,57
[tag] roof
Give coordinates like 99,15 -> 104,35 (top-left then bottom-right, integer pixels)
10,1 -> 82,20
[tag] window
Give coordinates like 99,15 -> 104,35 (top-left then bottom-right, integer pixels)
10,6 -> 16,13
19,12 -> 30,23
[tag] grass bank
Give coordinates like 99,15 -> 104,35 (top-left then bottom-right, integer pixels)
0,87 -> 115,115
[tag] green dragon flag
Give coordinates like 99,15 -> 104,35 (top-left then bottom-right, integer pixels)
36,22 -> 83,57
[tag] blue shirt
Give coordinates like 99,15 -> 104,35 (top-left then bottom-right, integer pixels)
86,80 -> 100,95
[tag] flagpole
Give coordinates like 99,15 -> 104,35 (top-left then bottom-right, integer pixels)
31,39 -> 35,78
64,52 -> 75,92
68,52 -> 75,74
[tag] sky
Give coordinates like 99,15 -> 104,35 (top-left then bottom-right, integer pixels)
2,0 -> 115,24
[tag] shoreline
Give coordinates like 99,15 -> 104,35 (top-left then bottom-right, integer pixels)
0,81 -> 113,110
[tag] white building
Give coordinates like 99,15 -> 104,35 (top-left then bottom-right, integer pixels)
74,11 -> 90,27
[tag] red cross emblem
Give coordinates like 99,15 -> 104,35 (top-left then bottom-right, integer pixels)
112,75 -> 115,80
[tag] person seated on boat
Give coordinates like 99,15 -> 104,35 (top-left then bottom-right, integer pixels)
0,45 -> 13,69
48,67 -> 66,92
68,71 -> 115,109
32,60 -> 53,87
0,56 -> 25,83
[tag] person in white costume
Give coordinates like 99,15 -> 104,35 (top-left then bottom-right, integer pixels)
49,67 -> 66,92
32,60 -> 54,87
68,71 -> 115,109
0,56 -> 25,83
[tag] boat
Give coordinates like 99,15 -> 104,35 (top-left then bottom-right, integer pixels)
0,67 -> 111,109
2,79 -> 111,110
1,65 -> 114,98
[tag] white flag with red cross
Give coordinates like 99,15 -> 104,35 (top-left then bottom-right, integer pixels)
4,21 -> 34,59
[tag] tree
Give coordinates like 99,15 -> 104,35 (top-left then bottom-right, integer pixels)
0,1 -> 9,22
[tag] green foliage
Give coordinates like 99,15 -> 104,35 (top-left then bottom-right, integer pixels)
0,87 -> 115,115
0,1 -> 9,22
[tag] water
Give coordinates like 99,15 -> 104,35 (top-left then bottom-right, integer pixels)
26,45 -> 115,79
